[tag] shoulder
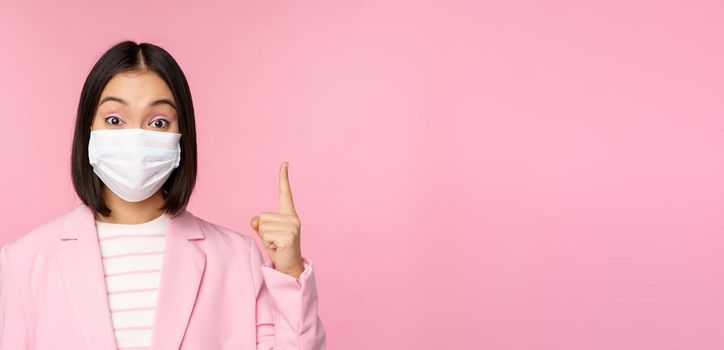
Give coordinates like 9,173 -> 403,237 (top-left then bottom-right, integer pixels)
1,206 -> 72,256
188,213 -> 273,292
0,205 -> 77,270
189,213 -> 260,258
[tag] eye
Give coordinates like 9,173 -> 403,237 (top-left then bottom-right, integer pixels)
150,118 -> 170,129
104,115 -> 124,126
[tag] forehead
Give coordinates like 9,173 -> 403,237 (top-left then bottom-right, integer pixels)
100,70 -> 175,103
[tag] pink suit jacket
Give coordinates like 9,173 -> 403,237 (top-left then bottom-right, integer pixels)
0,204 -> 326,349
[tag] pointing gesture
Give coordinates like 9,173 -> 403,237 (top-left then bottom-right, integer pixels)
250,161 -> 305,278
278,161 -> 297,217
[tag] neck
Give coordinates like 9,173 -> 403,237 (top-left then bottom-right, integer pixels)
96,187 -> 166,224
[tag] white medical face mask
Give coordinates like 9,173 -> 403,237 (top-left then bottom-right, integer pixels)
88,128 -> 182,202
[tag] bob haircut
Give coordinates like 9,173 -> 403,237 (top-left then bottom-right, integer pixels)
71,40 -> 197,219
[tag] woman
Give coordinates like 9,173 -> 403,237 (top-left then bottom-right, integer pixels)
0,41 -> 326,349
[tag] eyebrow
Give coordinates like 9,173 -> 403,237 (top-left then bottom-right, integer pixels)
98,95 -> 177,110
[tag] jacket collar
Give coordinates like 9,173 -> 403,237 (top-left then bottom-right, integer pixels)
55,204 -> 207,350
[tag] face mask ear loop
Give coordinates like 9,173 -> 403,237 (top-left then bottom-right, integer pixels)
174,144 -> 182,168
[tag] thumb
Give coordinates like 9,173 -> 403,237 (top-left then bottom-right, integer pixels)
250,215 -> 260,233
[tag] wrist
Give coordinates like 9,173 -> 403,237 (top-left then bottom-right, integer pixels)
275,264 -> 304,279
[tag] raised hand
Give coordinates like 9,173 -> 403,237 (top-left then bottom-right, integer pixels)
250,161 -> 305,278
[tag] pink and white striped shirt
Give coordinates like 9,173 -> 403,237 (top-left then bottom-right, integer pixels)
95,213 -> 169,350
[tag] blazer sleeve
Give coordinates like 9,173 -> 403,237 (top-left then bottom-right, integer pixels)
249,238 -> 327,350
0,243 -> 29,349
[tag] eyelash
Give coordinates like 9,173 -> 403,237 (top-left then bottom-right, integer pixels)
104,115 -> 170,129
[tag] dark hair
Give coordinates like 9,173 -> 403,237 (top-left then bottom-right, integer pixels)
71,40 -> 197,219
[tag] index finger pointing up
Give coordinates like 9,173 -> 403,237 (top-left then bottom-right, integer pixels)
279,161 -> 297,216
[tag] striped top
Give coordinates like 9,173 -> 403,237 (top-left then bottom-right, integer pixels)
95,213 -> 169,350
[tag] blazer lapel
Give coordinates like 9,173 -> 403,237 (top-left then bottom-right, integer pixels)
56,204 -> 119,349
56,204 -> 207,350
149,206 -> 206,350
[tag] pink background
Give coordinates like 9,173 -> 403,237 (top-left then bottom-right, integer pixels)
1,0 -> 723,349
